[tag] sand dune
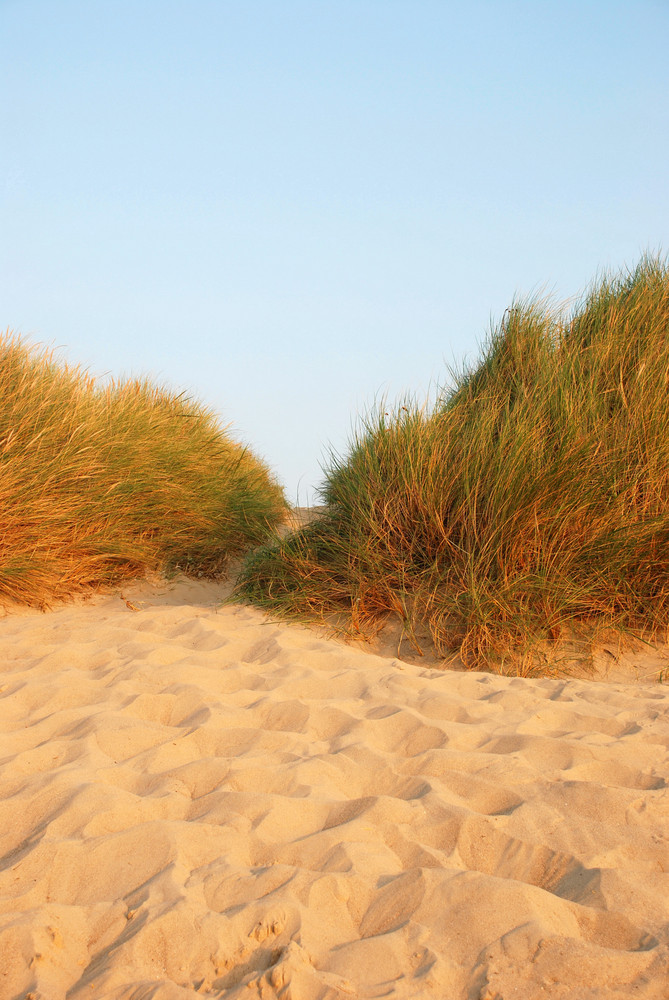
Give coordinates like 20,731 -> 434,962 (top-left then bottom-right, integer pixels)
1,577 -> 668,999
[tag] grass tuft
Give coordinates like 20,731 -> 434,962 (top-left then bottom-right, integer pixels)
236,255 -> 669,673
0,333 -> 287,607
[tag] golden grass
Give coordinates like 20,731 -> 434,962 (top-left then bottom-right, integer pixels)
0,333 -> 287,607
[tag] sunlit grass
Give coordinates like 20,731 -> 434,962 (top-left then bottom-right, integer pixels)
0,334 -> 287,607
237,255 -> 669,673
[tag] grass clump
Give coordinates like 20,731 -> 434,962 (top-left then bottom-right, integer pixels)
0,333 -> 287,607
237,255 -> 669,672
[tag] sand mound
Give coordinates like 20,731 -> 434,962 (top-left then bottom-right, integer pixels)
1,578 -> 668,999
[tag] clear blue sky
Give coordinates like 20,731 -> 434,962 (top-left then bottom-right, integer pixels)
3,0 -> 668,502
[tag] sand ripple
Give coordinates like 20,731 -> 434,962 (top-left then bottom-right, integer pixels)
1,579 -> 668,999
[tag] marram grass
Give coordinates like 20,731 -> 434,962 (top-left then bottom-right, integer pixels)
0,333 -> 287,607
237,256 -> 669,673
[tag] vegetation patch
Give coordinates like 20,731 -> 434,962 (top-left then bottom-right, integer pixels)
237,256 -> 669,673
0,334 -> 287,607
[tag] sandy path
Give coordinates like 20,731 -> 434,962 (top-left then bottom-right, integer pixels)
0,577 -> 668,999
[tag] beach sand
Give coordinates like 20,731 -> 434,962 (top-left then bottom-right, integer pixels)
1,574 -> 668,999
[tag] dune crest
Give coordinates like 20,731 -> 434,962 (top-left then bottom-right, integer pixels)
1,577 -> 668,999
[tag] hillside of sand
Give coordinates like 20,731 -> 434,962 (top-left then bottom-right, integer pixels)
0,575 -> 668,999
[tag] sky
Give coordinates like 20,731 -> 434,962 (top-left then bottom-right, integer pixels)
2,0 -> 668,503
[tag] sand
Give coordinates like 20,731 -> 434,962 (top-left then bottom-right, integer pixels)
1,575 -> 668,1000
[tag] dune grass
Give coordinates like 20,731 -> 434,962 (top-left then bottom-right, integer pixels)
0,333 -> 287,607
237,256 -> 669,672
